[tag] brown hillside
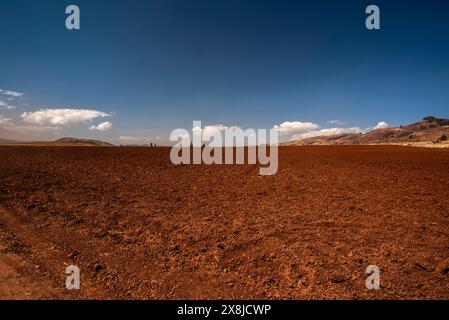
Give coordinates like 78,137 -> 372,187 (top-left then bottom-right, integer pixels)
283,117 -> 449,147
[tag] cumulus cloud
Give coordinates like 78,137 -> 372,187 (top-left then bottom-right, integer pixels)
0,89 -> 24,98
273,121 -> 319,135
89,121 -> 112,131
290,127 -> 363,141
21,108 -> 111,126
373,121 -> 389,130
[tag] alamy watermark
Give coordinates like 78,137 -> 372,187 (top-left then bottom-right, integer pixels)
365,265 -> 381,290
64,4 -> 380,31
65,5 -> 80,30
65,264 -> 80,290
169,121 -> 279,175
365,5 -> 380,30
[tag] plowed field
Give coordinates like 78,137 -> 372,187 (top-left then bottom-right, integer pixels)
0,146 -> 448,299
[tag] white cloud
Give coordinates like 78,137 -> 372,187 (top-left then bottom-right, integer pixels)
192,124 -> 261,146
328,119 -> 345,125
0,115 -> 13,126
89,121 -> 112,131
118,136 -> 155,145
2,124 -> 62,133
290,127 -> 363,141
373,121 -> 389,130
275,119 -> 387,141
0,90 -> 24,98
0,101 -> 16,109
0,115 -> 61,134
21,108 -> 111,126
273,121 -> 319,135
119,136 -> 150,141
192,124 -> 242,135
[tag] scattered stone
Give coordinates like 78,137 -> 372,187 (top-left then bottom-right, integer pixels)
95,230 -> 108,238
94,263 -> 104,272
331,276 -> 346,283
415,262 -> 434,272
67,251 -> 79,259
436,259 -> 449,274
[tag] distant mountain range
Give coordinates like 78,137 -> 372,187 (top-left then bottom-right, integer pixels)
282,117 -> 449,147
2,117 -> 449,148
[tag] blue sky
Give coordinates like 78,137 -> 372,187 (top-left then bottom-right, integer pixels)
1,0 -> 448,144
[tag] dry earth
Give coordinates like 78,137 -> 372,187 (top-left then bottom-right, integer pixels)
0,146 -> 448,299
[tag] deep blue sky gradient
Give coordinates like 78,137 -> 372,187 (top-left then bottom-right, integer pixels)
1,0 -> 448,142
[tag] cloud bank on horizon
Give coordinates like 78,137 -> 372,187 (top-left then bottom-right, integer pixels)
0,88 -> 392,143
273,120 -> 389,141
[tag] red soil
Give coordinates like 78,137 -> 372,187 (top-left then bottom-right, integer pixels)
0,146 -> 448,299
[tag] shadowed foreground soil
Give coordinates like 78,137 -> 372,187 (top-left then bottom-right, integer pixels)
0,145 -> 448,299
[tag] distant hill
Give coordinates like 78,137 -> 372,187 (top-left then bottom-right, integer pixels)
0,137 -> 114,146
283,117 -> 449,147
54,137 -> 114,146
0,138 -> 23,144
